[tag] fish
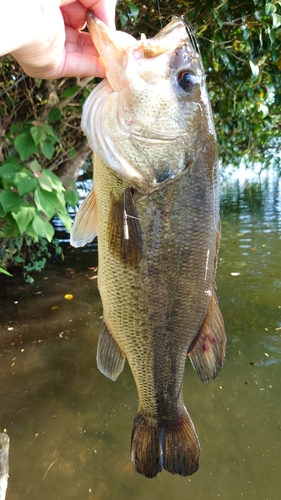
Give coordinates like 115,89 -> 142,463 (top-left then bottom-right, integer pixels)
71,13 -> 226,478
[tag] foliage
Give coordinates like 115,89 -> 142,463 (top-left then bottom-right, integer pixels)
0,150 -> 73,279
0,66 -> 91,276
0,0 -> 280,277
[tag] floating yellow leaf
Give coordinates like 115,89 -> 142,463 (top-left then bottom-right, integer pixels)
51,306 -> 59,310
231,272 -> 240,276
64,294 -> 74,300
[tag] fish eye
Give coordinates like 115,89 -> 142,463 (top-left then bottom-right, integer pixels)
177,70 -> 197,92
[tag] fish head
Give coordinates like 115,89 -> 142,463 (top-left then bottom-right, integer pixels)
82,13 -> 217,192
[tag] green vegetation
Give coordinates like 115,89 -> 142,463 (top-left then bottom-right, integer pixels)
0,0 -> 280,277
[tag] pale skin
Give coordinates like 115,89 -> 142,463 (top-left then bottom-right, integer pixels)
0,0 -> 117,79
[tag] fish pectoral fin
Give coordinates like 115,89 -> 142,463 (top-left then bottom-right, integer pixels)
70,187 -> 98,247
109,188 -> 143,267
188,291 -> 226,385
96,321 -> 126,381
131,409 -> 200,478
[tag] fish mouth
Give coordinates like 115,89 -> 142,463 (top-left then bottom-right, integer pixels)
86,13 -> 190,91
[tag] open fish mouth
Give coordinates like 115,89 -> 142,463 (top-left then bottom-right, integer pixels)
86,12 -> 197,91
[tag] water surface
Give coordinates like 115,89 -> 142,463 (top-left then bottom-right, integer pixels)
0,173 -> 280,500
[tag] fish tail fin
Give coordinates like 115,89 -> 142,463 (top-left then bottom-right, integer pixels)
131,414 -> 161,478
162,410 -> 200,476
131,409 -> 200,478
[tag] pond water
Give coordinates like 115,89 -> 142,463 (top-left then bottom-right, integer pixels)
0,172 -> 281,500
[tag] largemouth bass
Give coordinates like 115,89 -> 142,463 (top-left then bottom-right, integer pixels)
71,13 -> 226,478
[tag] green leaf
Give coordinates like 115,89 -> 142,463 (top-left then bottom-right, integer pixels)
41,140 -> 55,159
47,135 -> 59,145
265,3 -> 276,16
42,170 -> 65,192
213,9 -> 223,28
0,205 -> 6,217
9,124 -> 22,135
254,10 -> 262,20
38,174 -> 53,192
273,14 -> 281,28
26,224 -> 39,242
41,123 -> 59,141
250,60 -> 259,78
117,9 -> 128,27
30,125 -> 47,145
64,189 -> 79,207
128,1 -> 139,20
241,26 -> 251,40
0,190 -> 22,212
56,190 -> 66,208
268,28 -> 275,44
34,187 -> 58,219
61,85 -> 81,98
29,159 -> 42,173
32,215 -> 54,242
57,209 -> 72,232
14,170 -> 38,195
12,205 -> 37,233
0,163 -> 20,183
48,107 -> 62,123
14,132 -> 37,161
0,266 -> 12,276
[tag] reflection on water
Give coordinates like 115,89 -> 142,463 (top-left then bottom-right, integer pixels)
0,172 -> 281,499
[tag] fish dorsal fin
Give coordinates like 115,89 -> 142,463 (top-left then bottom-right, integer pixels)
97,321 -> 126,381
70,187 -> 98,247
109,188 -> 143,267
188,291 -> 226,385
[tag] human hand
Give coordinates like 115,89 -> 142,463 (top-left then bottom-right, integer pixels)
0,0 -> 117,79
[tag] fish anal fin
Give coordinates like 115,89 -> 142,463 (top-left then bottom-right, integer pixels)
131,409 -> 200,478
188,291 -> 226,385
96,321 -> 126,381
70,187 -> 98,247
109,188 -> 143,267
